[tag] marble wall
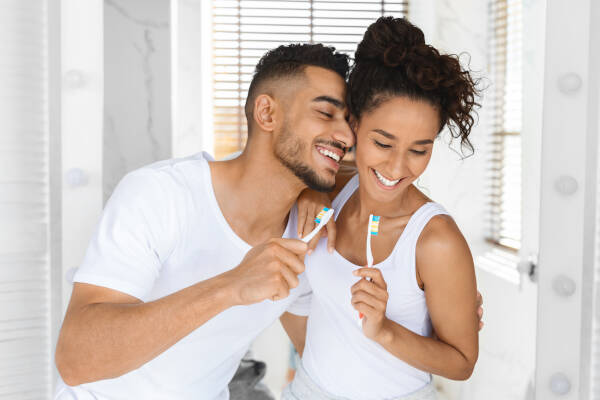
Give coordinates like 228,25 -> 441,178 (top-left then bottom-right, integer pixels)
172,0 -> 210,158
103,0 -> 171,202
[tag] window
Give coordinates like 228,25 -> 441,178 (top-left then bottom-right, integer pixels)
0,1 -> 54,398
211,0 -> 409,159
487,0 -> 522,250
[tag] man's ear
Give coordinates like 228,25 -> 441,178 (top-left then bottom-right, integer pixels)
253,94 -> 278,133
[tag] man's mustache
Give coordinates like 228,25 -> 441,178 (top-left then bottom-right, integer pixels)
315,140 -> 347,154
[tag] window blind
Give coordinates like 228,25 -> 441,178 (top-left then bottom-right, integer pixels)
211,0 -> 409,159
593,166 -> 600,399
0,1 -> 52,399
487,0 -> 522,250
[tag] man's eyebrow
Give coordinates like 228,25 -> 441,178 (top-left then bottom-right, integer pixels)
312,96 -> 345,110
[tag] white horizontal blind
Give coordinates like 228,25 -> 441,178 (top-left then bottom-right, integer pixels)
593,143 -> 600,399
0,0 -> 52,399
487,0 -> 522,250
212,0 -> 409,159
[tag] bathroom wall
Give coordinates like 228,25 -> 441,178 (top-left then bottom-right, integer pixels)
103,0 -> 172,202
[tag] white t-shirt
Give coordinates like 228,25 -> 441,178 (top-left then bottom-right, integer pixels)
54,152 -> 311,400
301,174 -> 449,399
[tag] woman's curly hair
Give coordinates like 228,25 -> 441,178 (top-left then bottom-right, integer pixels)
348,17 -> 480,155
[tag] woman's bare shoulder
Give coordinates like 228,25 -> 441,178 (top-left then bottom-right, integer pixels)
416,212 -> 473,272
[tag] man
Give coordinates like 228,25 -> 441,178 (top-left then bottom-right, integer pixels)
54,44 -> 354,399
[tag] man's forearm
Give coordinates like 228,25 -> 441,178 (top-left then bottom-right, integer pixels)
56,273 -> 237,386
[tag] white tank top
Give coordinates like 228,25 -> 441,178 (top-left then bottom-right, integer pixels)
302,174 -> 450,399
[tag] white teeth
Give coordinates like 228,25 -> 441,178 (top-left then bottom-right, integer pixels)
374,170 -> 400,187
318,148 -> 340,162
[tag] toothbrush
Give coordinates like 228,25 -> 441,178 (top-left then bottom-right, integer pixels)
301,207 -> 334,243
359,214 -> 380,320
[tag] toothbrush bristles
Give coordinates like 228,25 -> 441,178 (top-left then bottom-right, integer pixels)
370,215 -> 380,235
314,207 -> 330,224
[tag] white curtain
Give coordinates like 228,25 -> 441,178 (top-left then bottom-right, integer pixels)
0,0 -> 53,398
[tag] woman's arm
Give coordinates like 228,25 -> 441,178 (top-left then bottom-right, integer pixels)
351,215 -> 478,380
280,312 -> 308,356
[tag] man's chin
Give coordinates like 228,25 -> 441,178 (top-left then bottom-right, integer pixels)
304,178 -> 335,193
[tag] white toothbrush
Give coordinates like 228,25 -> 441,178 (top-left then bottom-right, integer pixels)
302,207 -> 334,243
359,214 -> 380,321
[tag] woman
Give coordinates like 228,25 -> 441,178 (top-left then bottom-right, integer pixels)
283,17 -> 480,400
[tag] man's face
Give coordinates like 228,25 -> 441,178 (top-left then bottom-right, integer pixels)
273,66 -> 354,192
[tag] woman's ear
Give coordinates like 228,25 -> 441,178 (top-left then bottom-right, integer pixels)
253,94 -> 277,133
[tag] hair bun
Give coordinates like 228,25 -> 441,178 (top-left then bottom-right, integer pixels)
355,17 -> 425,67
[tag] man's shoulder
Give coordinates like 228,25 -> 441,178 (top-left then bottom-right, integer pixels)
141,152 -> 209,176
109,152 -> 212,215
129,152 -> 210,192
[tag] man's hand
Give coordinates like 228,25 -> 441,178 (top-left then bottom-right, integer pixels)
225,238 -> 308,305
296,188 -> 336,254
477,291 -> 484,330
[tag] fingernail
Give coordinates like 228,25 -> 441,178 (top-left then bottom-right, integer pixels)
352,270 -> 358,276
328,247 -> 333,254
307,249 -> 313,255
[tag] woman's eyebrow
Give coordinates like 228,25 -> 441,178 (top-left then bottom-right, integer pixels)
373,129 -> 434,145
373,129 -> 396,140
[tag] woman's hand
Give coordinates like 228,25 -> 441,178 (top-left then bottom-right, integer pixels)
296,188 -> 336,254
351,267 -> 390,341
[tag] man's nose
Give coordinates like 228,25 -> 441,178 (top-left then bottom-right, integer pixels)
333,119 -> 355,149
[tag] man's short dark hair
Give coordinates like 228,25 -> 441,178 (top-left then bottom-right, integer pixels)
244,43 -> 350,134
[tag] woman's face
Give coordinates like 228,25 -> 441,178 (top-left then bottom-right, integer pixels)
354,96 -> 440,203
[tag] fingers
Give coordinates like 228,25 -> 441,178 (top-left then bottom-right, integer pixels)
351,280 -> 388,307
272,238 -> 308,257
476,291 -> 484,331
352,268 -> 387,290
307,230 -> 321,253
302,207 -> 317,241
270,243 -> 306,275
351,289 -> 387,310
278,264 -> 300,290
325,218 -> 337,254
351,299 -> 378,317
297,204 -> 308,238
272,277 -> 290,301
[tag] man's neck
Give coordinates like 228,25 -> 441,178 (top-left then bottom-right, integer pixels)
209,147 -> 305,246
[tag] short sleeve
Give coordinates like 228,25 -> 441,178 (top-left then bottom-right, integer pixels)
73,168 -> 180,300
285,274 -> 312,316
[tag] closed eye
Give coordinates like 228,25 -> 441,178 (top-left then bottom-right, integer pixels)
410,149 -> 427,155
318,111 -> 333,118
373,140 -> 392,149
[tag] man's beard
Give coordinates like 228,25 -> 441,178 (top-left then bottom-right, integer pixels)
274,122 -> 335,193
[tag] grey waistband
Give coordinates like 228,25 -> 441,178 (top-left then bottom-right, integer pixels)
282,363 -> 437,400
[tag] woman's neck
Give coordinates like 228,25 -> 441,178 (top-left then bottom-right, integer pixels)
349,183 -> 418,222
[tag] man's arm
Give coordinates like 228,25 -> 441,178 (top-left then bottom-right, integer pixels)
56,278 -> 234,385
55,238 -> 308,386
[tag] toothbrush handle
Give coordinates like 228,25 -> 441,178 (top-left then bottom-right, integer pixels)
301,223 -> 322,243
